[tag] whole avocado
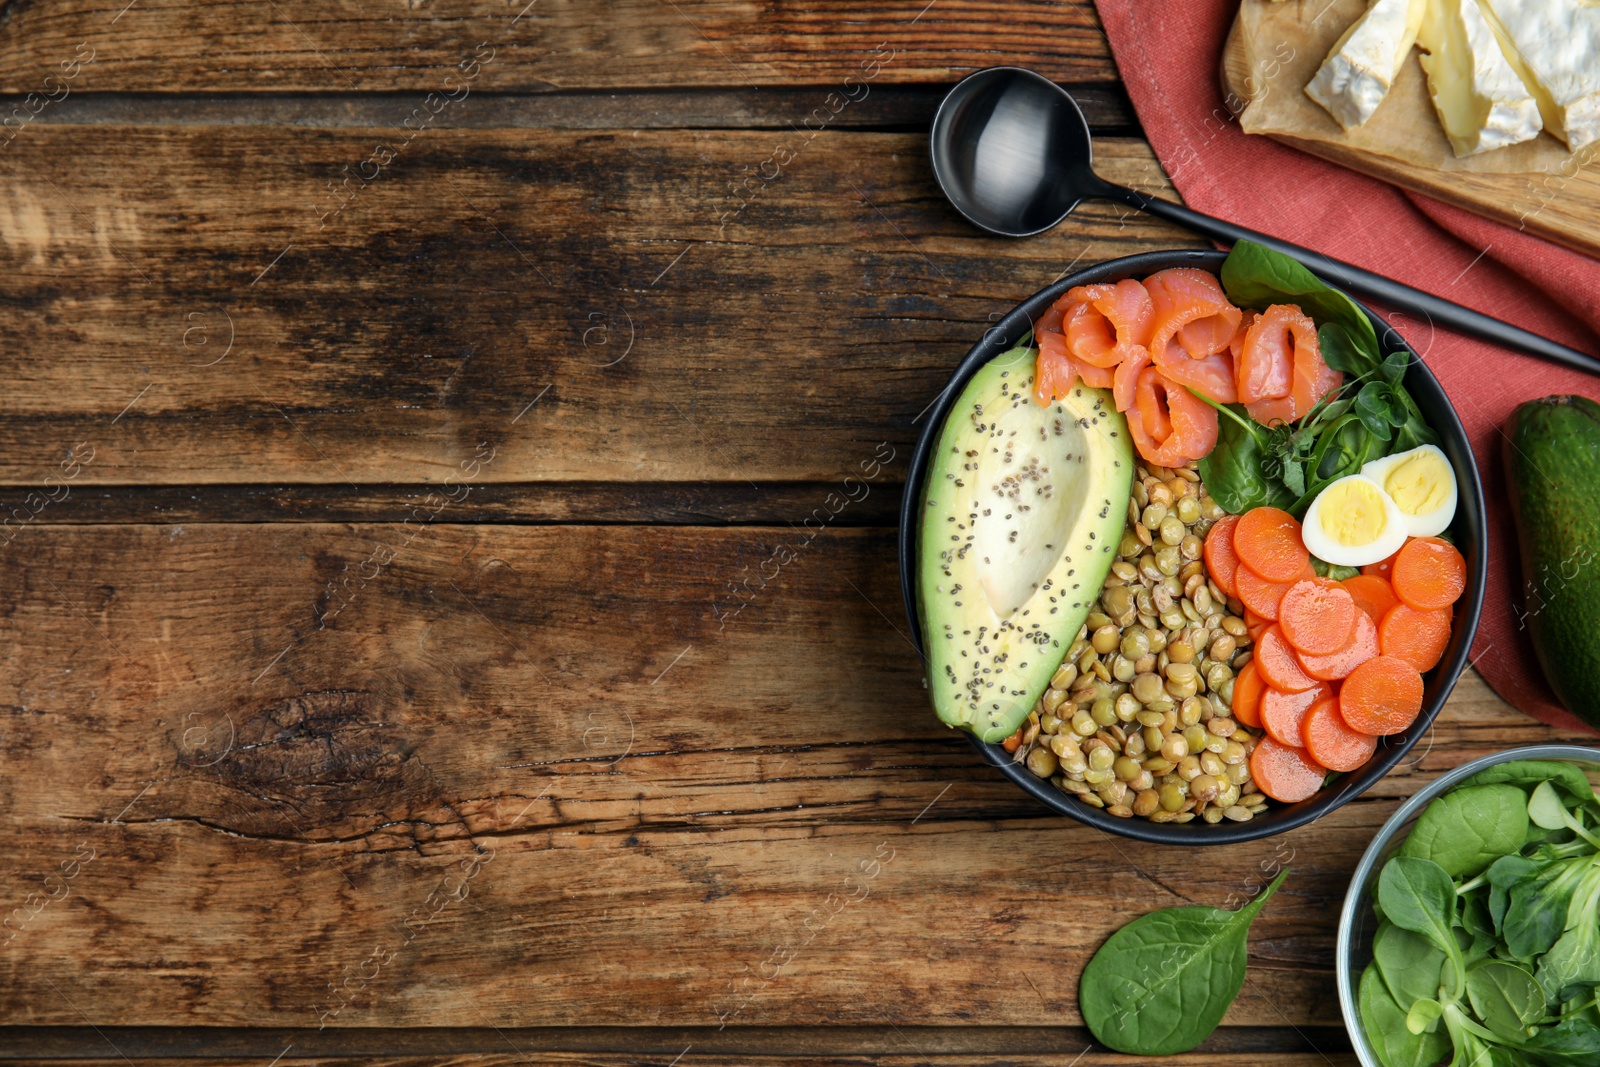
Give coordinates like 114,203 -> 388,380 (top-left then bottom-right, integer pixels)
1504,395 -> 1600,726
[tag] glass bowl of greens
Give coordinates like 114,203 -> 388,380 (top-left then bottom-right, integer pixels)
1337,744 -> 1600,1067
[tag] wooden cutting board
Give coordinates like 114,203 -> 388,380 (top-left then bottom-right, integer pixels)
1223,0 -> 1600,260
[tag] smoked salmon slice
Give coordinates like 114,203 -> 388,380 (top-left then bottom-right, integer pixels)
1112,342 -> 1151,413
1146,268 -> 1243,360
1033,330 -> 1077,405
1152,337 -> 1239,405
1033,329 -> 1117,404
1061,278 -> 1155,369
1236,303 -> 1341,425
1125,366 -> 1219,467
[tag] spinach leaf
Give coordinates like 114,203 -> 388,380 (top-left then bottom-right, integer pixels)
1196,402 -> 1296,514
1375,921 -> 1448,1005
1380,857 -> 1468,988
1488,856 -> 1541,932
1462,896 -> 1499,963
1079,869 -> 1289,1055
1221,241 -> 1381,364
1518,1016 -> 1600,1066
1400,785 -> 1531,878
1468,960 -> 1546,1040
1461,762 -> 1599,813
1361,965 -> 1454,1067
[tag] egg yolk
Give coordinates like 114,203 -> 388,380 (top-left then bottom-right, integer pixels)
1383,452 -> 1451,517
1319,479 -> 1391,546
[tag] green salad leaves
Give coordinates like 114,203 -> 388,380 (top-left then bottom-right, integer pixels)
1359,761 -> 1600,1067
1080,869 -> 1289,1055
1197,241 -> 1437,517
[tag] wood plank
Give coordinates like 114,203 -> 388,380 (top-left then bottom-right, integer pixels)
0,1024 -> 1351,1060
0,128 -> 1195,488
0,523 -> 1587,1028
0,1 -> 1116,94
0,481 -> 904,526
7,1055 -> 1358,1067
11,86 -> 1139,132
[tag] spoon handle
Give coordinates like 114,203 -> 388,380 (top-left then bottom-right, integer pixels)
1113,186 -> 1600,377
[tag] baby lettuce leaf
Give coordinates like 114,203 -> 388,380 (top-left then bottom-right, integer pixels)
1503,857 -> 1594,961
1360,966 -> 1453,1067
1079,869 -> 1289,1055
1399,784 -> 1531,879
1221,241 -> 1382,366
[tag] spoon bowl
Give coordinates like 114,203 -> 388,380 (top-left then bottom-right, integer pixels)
929,67 -> 1102,236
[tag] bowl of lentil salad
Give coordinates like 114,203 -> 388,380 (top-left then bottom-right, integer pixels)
897,249 -> 1486,844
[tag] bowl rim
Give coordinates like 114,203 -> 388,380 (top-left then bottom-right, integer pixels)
897,247 -> 1488,846
1336,742 -> 1600,1067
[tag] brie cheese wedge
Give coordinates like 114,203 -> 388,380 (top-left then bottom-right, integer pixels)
1416,0 -> 1543,155
1478,0 -> 1600,150
1306,0 -> 1430,129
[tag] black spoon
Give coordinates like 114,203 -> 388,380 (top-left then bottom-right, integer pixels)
929,66 -> 1600,377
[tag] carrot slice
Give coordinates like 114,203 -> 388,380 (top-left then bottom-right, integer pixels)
1278,579 -> 1359,655
1234,560 -> 1315,621
1378,603 -> 1453,674
1295,610 -> 1379,681
1233,507 -> 1310,583
1230,660 -> 1265,729
1250,737 -> 1327,802
1339,655 -> 1425,736
1203,515 -> 1242,598
1261,682 -> 1333,747
1255,624 -> 1322,693
1341,574 -> 1399,624
1390,537 -> 1467,611
1361,549 -> 1399,581
1302,698 -> 1377,772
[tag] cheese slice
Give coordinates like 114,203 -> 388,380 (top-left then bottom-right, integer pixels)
1478,0 -> 1600,150
1416,0 -> 1543,155
1305,0 -> 1430,129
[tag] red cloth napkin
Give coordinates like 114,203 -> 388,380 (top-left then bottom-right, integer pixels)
1093,0 -> 1600,733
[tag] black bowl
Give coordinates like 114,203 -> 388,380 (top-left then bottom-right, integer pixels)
897,249 -> 1487,845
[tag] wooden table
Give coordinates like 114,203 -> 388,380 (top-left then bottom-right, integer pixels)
0,2 -> 1589,1062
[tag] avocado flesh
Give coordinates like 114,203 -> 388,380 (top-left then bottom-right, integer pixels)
1505,395 -> 1600,728
917,345 -> 1134,742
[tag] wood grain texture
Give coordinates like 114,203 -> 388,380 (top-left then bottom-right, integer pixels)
0,127 -> 1195,487
7,85 -> 1140,132
8,1055 -> 1359,1067
0,1023 -> 1352,1060
0,1 -> 1115,94
0,523 -> 1586,1028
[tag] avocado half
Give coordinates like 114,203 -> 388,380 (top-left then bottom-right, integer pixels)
917,345 -> 1134,742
